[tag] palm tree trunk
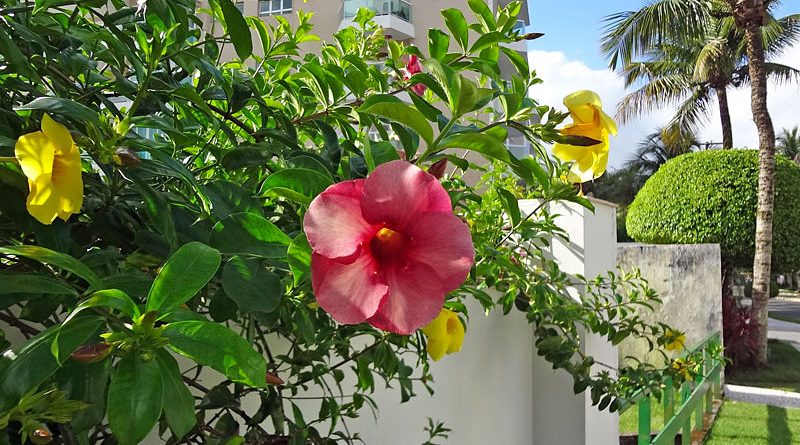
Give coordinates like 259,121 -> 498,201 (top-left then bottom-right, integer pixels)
715,86 -> 734,149
736,0 -> 777,367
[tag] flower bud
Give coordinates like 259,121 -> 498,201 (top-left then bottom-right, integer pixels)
114,147 -> 141,167
31,427 -> 52,445
266,371 -> 284,386
428,159 -> 447,179
71,343 -> 111,364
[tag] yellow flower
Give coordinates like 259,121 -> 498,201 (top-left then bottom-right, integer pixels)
422,309 -> 465,361
552,90 -> 618,183
14,114 -> 83,225
665,329 -> 686,352
671,358 -> 691,381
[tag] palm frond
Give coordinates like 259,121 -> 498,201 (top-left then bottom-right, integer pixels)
666,86 -> 713,139
600,0 -> 712,70
616,74 -> 695,123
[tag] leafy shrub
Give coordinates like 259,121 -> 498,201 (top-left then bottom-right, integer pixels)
0,1 -> 688,444
627,150 -> 800,272
722,297 -> 757,368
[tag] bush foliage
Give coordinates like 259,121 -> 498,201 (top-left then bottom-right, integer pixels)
627,150 -> 800,272
0,1 -> 690,444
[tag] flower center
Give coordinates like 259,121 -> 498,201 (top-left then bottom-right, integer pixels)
370,227 -> 407,262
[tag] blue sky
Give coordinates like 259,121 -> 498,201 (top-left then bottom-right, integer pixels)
527,0 -> 798,70
524,0 -> 800,167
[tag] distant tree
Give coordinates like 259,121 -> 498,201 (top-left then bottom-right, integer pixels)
626,128 -> 702,177
777,126 -> 800,161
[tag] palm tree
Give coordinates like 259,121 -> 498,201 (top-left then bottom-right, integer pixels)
729,0 -> 778,367
625,127 -> 701,177
777,126 -> 800,160
601,1 -> 800,149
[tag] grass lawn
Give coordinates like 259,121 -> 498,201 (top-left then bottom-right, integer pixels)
727,340 -> 800,392
770,312 -> 800,326
705,401 -> 800,444
623,340 -> 800,442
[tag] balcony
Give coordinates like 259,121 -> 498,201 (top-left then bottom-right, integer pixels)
340,0 -> 415,40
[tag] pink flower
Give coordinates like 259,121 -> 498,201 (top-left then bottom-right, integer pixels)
404,55 -> 427,96
304,161 -> 474,334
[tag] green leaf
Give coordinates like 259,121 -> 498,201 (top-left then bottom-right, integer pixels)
497,188 -> 521,226
221,257 -> 282,314
288,233 -> 311,287
259,168 -> 332,206
360,96 -> 434,148
0,315 -> 104,412
365,141 -> 400,171
453,75 -> 479,118
210,213 -> 293,259
470,31 -> 507,53
57,360 -> 110,433
218,0 -> 252,60
0,245 -> 104,290
107,356 -> 163,445
468,0 -> 496,30
442,8 -> 469,51
438,133 -> 512,163
0,273 -> 77,309
163,321 -> 267,387
427,29 -> 450,60
131,175 -> 178,251
146,242 -> 221,315
16,97 -> 99,124
155,350 -> 196,439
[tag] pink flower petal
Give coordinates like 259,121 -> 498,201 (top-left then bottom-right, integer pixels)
312,252 -> 388,324
366,262 -> 445,334
304,180 -> 378,262
360,161 -> 452,230
406,212 -> 474,291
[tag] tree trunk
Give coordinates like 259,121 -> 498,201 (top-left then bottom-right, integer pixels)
716,86 -> 734,149
736,0 -> 777,367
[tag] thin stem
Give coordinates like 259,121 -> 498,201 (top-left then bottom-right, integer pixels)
0,157 -> 19,164
291,336 -> 386,387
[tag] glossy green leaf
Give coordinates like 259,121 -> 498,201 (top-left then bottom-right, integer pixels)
16,97 -> 99,124
107,356 -> 163,445
221,256 -> 282,313
155,350 -> 196,439
259,168 -> 332,205
0,315 -> 104,412
442,8 -> 469,51
427,29 -> 450,60
288,233 -> 311,286
0,273 -> 77,309
470,31 -> 507,53
0,246 -> 104,290
497,188 -> 521,227
210,213 -> 293,259
438,133 -> 512,163
163,320 -> 267,387
360,96 -> 434,148
218,0 -> 252,60
146,242 -> 221,315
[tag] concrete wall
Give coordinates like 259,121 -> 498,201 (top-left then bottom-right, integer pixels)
524,198 -> 620,445
617,243 -> 722,366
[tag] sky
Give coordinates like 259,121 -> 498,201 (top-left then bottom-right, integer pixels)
524,0 -> 800,168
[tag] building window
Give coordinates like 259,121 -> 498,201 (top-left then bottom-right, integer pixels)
259,0 -> 292,16
236,1 -> 244,12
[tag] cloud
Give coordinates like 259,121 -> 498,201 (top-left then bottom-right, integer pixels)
528,45 -> 800,168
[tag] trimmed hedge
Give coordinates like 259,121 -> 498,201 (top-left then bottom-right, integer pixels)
627,149 -> 800,272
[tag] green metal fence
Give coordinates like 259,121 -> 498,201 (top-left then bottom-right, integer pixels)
620,331 -> 723,445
